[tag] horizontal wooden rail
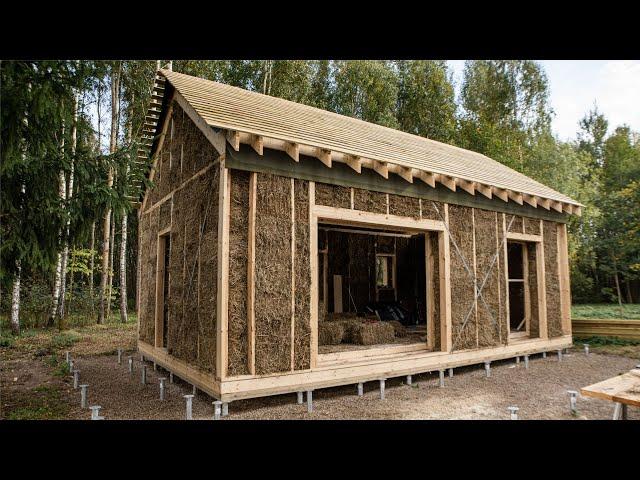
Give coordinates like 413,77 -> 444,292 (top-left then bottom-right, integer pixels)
572,318 -> 640,340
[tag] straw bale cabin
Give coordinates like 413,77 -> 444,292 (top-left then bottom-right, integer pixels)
136,69 -> 582,402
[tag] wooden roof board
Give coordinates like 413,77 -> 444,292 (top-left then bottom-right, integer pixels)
157,69 -> 581,208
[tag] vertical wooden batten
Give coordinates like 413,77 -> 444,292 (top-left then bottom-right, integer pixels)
216,159 -> 231,379
439,203 -> 452,352
247,172 -> 257,375
309,182 -> 318,368
536,220 -> 548,339
290,178 -> 296,371
557,223 -> 571,335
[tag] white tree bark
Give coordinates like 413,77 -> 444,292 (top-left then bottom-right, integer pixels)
89,221 -> 95,313
49,122 -> 66,325
119,110 -> 133,324
106,215 -> 116,319
11,262 -> 22,335
57,92 -> 78,324
99,64 -> 120,324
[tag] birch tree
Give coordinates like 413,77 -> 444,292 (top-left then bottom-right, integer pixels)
98,62 -> 121,324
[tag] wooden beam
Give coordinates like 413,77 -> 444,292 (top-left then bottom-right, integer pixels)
249,134 -> 263,155
216,160 -> 230,379
313,204 -> 445,232
538,197 -> 551,210
523,194 -> 537,208
309,182 -> 318,369
562,203 -> 573,215
573,205 -> 582,217
508,190 -> 523,205
506,231 -> 542,243
536,220 -> 548,339
551,201 -> 563,213
372,160 -> 389,179
290,178 -> 296,371
173,90 -> 226,156
477,183 -> 492,199
557,223 -> 571,335
439,175 -> 456,192
439,204 -> 452,353
459,179 -> 476,195
315,147 -> 332,168
226,130 -> 240,151
415,171 -> 436,188
344,154 -> 362,173
396,166 -> 414,183
285,142 -> 299,162
492,186 -> 509,203
247,172 -> 257,375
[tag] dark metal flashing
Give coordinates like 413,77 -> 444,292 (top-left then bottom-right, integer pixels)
225,143 -> 569,224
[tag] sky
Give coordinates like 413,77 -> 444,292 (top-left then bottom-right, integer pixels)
447,60 -> 640,141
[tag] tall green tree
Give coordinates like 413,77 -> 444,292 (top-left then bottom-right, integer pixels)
395,60 -> 457,143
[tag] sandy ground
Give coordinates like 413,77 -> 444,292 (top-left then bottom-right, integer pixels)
3,347 -> 638,420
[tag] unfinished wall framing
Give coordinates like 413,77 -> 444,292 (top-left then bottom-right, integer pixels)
137,71 -> 576,403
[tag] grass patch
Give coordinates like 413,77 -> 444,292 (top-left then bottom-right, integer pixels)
0,335 -> 15,348
572,303 -> 640,320
48,332 -> 80,350
6,385 -> 69,420
45,354 -> 71,378
576,335 -> 640,346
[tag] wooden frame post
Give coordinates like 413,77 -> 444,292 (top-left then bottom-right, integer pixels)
537,220 -> 548,340
309,182 -> 318,368
154,232 -> 169,348
439,204 -> 452,352
557,223 -> 571,335
216,159 -> 230,379
247,172 -> 257,375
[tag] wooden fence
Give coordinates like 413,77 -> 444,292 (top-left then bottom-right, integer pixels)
572,318 -> 640,340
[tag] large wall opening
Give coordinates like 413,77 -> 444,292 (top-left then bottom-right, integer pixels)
317,222 -> 433,355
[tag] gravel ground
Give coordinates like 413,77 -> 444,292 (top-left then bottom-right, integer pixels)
50,348 -> 639,420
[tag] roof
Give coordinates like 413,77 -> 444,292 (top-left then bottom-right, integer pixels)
141,69 -> 581,215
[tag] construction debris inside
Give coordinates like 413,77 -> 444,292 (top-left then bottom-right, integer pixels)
317,224 -> 431,354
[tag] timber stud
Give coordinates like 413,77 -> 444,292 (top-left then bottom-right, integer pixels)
184,394 -> 194,420
406,375 -> 412,386
508,406 -> 519,420
90,405 -> 104,420
439,370 -> 445,387
306,390 -> 313,413
524,355 -> 529,369
72,369 -> 80,389
80,385 -> 89,408
357,382 -> 364,397
379,379 -> 386,400
568,390 -> 578,415
213,401 -> 222,420
484,361 -> 491,378
128,356 -> 133,374
583,344 -> 590,355
141,364 -> 147,385
449,368 -> 453,378
159,378 -> 166,401
117,348 -> 122,365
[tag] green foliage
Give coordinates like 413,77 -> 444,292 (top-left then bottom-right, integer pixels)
6,384 -> 69,420
48,331 -> 80,350
574,335 -> 640,346
571,303 -> 640,319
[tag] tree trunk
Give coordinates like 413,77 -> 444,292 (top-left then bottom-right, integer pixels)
120,209 -> 128,322
11,263 -> 22,335
89,221 -> 95,314
106,215 -> 116,319
625,279 -> 633,304
612,258 -> 624,315
49,122 -> 66,327
99,64 -> 120,324
57,92 -> 78,328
